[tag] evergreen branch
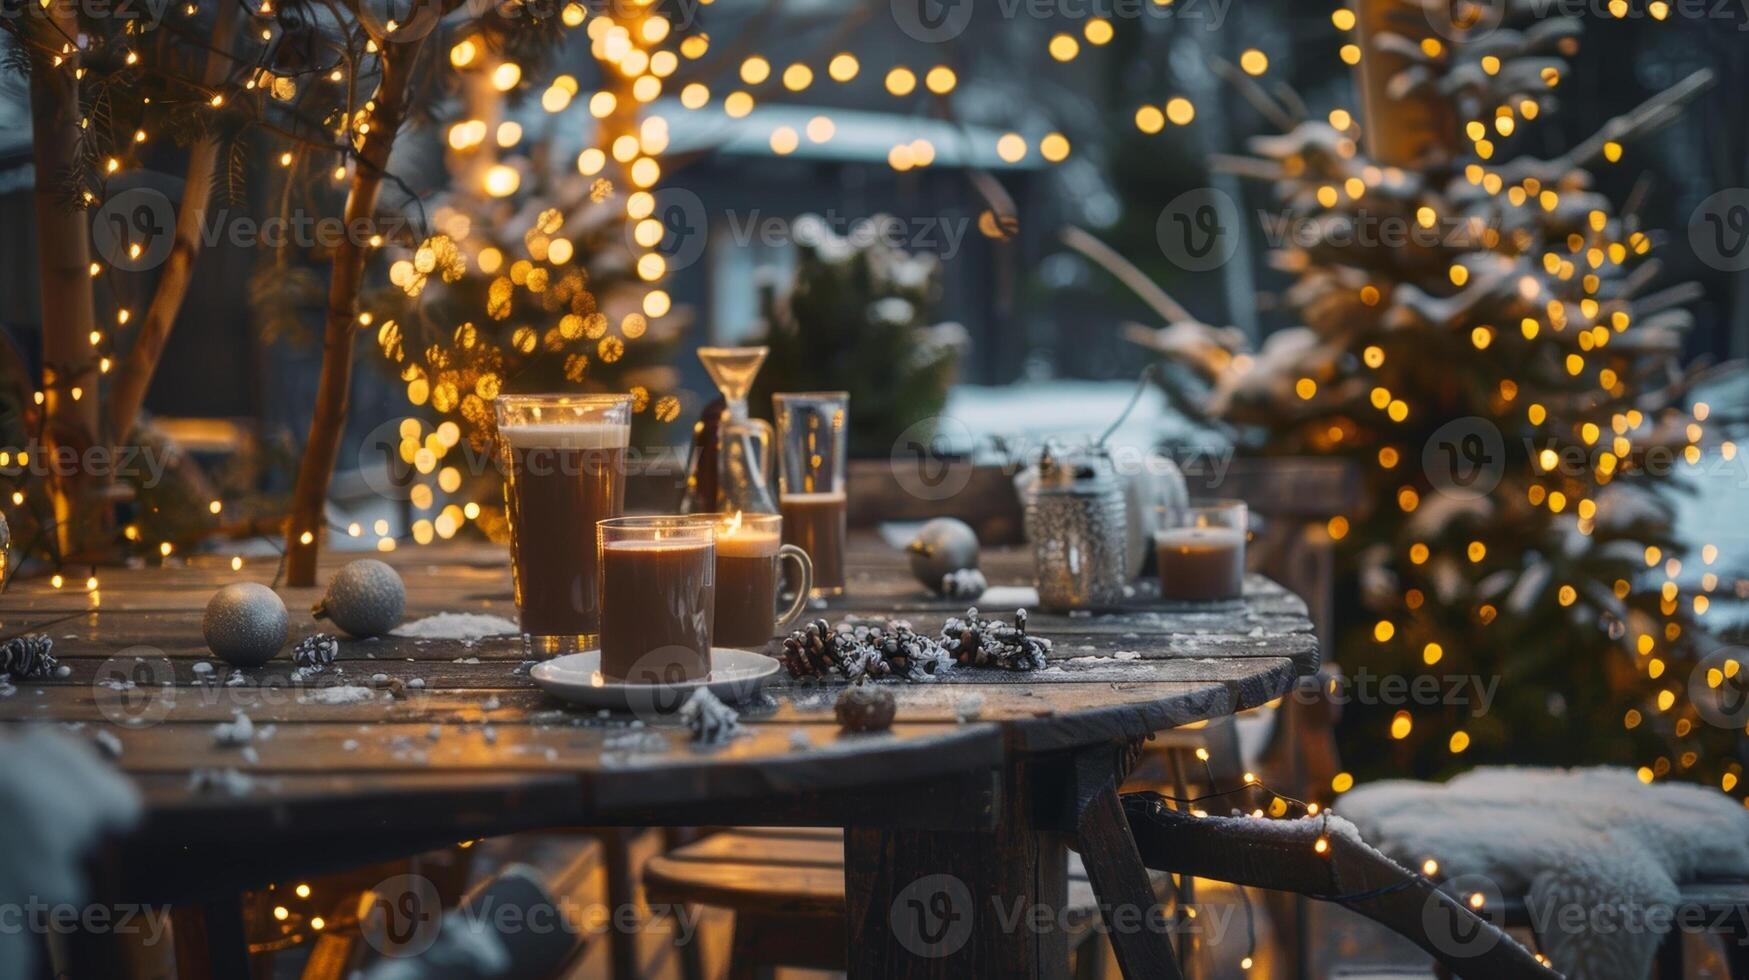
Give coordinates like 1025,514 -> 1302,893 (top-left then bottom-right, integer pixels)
1208,54 -> 1299,133
211,130 -> 250,210
1501,69 -> 1715,183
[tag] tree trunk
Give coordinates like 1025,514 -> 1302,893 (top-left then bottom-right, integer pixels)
27,9 -> 104,561
106,0 -> 241,445
283,37 -> 428,586
1350,0 -> 1460,167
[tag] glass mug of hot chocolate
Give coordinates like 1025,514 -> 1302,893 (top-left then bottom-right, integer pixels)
495,393 -> 631,654
774,391 -> 849,597
597,515 -> 717,683
711,512 -> 813,649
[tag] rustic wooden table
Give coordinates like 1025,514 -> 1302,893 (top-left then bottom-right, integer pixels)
0,532 -> 1316,979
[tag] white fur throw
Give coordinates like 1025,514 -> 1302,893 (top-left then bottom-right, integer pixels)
0,728 -> 141,977
1341,767 -> 1749,979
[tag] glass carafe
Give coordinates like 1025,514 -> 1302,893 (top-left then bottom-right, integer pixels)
696,346 -> 778,515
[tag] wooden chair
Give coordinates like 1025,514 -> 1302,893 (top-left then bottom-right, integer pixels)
1119,793 -> 1558,980
643,826 -> 1149,979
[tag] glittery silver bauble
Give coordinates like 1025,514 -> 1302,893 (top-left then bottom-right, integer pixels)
906,518 -> 980,593
313,559 -> 405,638
203,582 -> 289,667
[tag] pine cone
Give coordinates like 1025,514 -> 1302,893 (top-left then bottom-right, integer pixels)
293,633 -> 339,671
875,621 -> 950,679
0,634 -> 57,680
941,607 -> 1049,671
780,619 -> 844,678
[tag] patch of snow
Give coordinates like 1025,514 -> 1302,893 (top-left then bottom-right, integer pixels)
212,714 -> 255,746
953,693 -> 985,723
188,768 -> 256,796
304,685 -> 378,705
394,613 -> 520,641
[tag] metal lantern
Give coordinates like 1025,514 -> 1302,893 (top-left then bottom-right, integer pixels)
1026,445 -> 1129,611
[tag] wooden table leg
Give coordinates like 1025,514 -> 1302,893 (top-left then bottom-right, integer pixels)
843,765 -> 1068,979
598,829 -> 642,980
170,899 -> 253,980
1074,746 -> 1185,980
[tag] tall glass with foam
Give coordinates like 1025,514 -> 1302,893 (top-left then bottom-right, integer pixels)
494,394 -> 632,653
774,392 -> 849,597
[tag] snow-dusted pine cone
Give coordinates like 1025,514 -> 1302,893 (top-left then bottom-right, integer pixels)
782,610 -> 1046,679
292,633 -> 339,671
853,621 -> 951,679
0,634 -> 57,679
780,619 -> 850,678
940,607 -> 1050,671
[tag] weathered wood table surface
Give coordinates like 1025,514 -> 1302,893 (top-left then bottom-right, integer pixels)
0,532 -> 1317,979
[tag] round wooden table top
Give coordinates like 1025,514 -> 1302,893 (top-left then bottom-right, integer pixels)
0,533 -> 1314,903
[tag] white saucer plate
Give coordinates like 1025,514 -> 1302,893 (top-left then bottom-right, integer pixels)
529,648 -> 782,711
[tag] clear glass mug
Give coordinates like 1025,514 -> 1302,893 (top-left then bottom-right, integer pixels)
774,392 -> 849,597
1154,500 -> 1247,601
494,393 -> 631,654
597,515 -> 716,683
710,512 -> 813,648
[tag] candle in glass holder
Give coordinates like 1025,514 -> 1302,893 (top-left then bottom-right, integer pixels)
1155,502 -> 1247,601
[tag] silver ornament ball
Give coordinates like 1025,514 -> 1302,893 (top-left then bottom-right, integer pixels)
314,559 -> 406,638
906,517 -> 980,594
203,582 -> 289,667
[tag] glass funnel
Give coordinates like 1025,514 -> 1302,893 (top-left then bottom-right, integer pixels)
696,345 -> 779,514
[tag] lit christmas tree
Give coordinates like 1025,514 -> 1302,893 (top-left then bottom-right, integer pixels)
1134,1 -> 1744,790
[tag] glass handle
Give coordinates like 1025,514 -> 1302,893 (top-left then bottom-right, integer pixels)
776,544 -> 813,629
